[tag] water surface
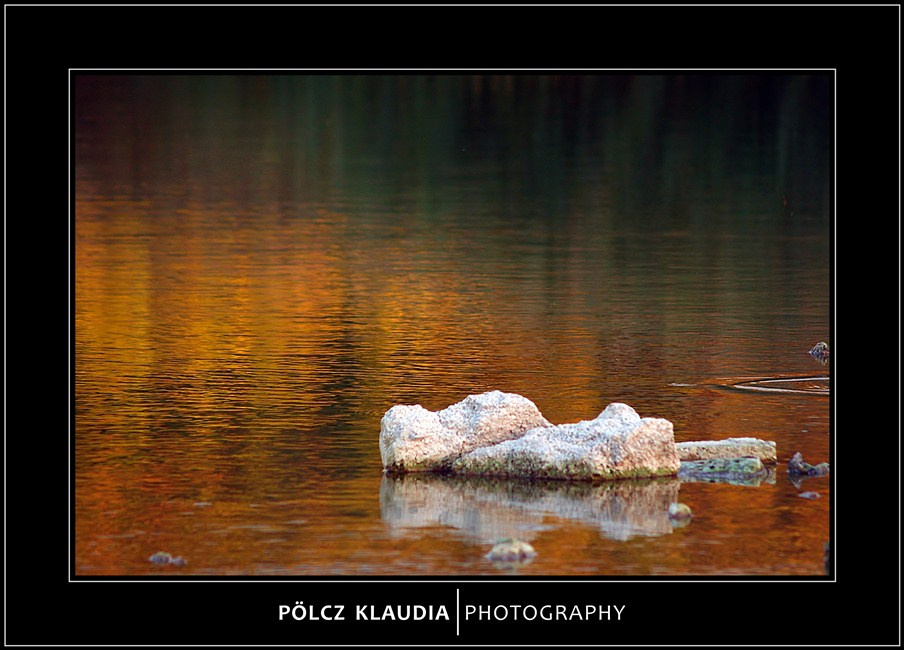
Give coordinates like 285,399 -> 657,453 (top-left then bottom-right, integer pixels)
74,75 -> 831,576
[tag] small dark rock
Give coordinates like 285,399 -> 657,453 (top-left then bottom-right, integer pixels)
149,551 -> 186,566
788,452 -> 830,476
809,341 -> 830,364
811,462 -> 830,475
788,452 -> 808,473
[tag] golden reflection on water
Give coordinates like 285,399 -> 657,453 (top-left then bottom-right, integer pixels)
74,75 -> 831,575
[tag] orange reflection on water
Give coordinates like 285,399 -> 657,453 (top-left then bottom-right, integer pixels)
75,190 -> 830,575
75,75 -> 830,575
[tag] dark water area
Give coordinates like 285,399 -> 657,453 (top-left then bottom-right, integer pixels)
74,74 -> 831,576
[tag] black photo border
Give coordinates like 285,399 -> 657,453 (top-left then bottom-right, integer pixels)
5,3 -> 900,647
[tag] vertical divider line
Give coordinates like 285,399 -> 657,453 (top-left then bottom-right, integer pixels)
456,588 -> 460,636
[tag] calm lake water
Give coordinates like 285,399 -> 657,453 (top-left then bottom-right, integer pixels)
74,75 -> 831,576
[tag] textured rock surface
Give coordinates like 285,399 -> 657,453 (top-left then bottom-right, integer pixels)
452,403 -> 679,480
381,392 -> 678,480
380,390 -> 551,472
676,438 -> 777,464
678,463 -> 776,487
678,456 -> 768,481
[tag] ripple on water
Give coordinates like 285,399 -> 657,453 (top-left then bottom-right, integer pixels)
715,375 -> 830,397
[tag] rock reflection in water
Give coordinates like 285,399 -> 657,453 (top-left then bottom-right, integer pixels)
379,473 -> 681,542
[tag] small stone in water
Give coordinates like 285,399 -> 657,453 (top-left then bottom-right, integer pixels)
149,551 -> 187,566
668,503 -> 693,520
789,452 -> 830,476
809,341 -> 830,363
798,491 -> 821,499
486,538 -> 537,562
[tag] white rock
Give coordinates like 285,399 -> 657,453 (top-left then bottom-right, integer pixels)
380,393 -> 679,480
452,403 -> 679,480
379,390 -> 551,472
